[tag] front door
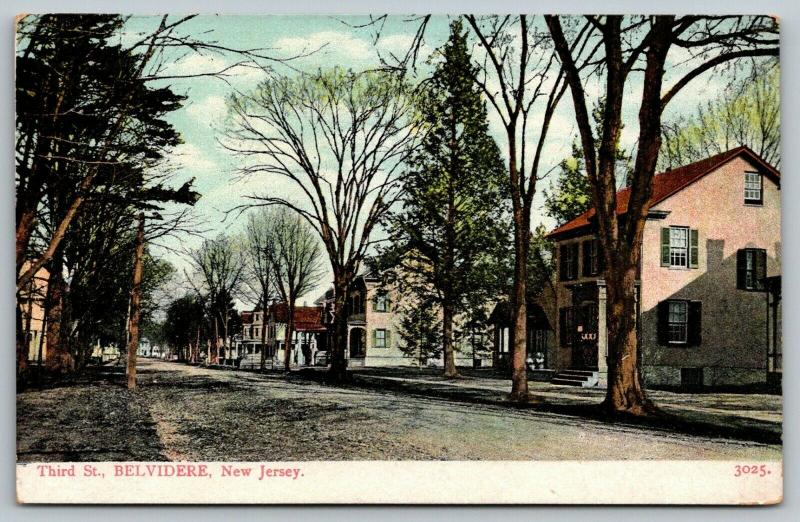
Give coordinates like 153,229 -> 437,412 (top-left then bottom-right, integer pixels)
349,328 -> 366,358
572,302 -> 598,369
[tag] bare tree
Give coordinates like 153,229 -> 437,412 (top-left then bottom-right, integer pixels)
364,15 -> 598,402
268,208 -> 325,370
187,235 -> 245,364
242,208 -> 280,370
225,68 -> 420,379
659,60 -> 780,170
545,15 -> 778,414
457,16 -> 602,402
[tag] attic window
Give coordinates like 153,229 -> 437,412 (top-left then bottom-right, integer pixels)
744,171 -> 762,204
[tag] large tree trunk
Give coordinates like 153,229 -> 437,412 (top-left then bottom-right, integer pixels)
126,213 -> 145,390
44,255 -> 73,373
603,263 -> 648,414
16,303 -> 28,384
328,275 -> 349,381
442,301 -> 458,378
213,318 -> 220,365
260,303 -> 268,371
508,147 -> 531,403
283,299 -> 295,371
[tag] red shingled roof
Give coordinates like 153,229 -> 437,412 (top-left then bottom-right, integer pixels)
267,303 -> 326,332
547,146 -> 780,239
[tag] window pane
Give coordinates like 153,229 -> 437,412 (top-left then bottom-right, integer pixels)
669,228 -> 688,267
745,172 -> 762,201
667,301 -> 688,343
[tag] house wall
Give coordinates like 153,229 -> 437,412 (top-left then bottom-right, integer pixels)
640,156 -> 781,386
359,282 -> 411,366
20,267 -> 49,362
552,234 -> 602,370
350,280 -> 486,368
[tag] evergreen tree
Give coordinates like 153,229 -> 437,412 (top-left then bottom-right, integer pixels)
381,20 -> 511,377
397,300 -> 442,367
544,142 -> 592,226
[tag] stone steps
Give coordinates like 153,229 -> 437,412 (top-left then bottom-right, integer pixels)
551,369 -> 600,387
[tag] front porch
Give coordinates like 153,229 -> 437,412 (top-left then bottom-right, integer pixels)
554,279 -> 641,387
488,300 -> 555,380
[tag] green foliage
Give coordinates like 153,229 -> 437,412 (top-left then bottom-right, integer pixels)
544,98 -> 635,227
659,62 -> 780,170
163,295 -> 206,354
380,20 -> 512,338
397,301 -> 442,364
527,225 -> 556,296
16,15 -> 196,364
543,142 -> 592,226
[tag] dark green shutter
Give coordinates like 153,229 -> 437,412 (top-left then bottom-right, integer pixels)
736,249 -> 747,289
372,329 -> 377,348
559,245 -> 568,280
688,301 -> 702,346
661,228 -> 671,267
582,241 -> 590,277
755,250 -> 767,290
656,301 -> 669,345
597,240 -> 606,273
689,229 -> 699,268
386,329 -> 391,348
572,243 -> 580,278
372,297 -> 377,312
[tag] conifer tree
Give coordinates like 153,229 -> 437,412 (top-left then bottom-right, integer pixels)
383,20 -> 510,377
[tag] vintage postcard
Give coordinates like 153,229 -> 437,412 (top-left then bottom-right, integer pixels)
15,14 -> 782,504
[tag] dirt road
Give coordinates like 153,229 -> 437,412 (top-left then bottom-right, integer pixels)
17,359 -> 781,462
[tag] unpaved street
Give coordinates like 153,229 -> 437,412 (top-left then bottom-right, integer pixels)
17,359 -> 781,462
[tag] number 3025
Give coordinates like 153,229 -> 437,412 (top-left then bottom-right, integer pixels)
734,464 -> 771,477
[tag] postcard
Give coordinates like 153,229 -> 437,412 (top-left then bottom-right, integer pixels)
15,13 -> 782,504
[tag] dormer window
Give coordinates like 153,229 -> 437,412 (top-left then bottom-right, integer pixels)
744,171 -> 763,205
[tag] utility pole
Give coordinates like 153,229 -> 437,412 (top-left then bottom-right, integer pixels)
126,212 -> 145,390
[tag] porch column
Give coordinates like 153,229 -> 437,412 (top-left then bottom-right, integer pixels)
597,279 -> 608,387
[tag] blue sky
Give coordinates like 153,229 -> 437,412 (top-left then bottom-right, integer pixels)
121,15 -> 747,307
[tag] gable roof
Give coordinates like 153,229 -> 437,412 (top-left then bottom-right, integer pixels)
547,146 -> 780,239
267,303 -> 326,332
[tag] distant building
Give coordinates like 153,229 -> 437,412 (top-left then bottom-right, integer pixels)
316,274 -> 493,368
236,304 -> 327,368
18,265 -> 49,364
545,147 -> 781,388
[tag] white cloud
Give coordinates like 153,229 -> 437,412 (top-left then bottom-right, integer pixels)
275,31 -> 372,60
172,143 -> 219,174
185,95 -> 228,124
375,33 -> 432,62
163,53 -> 229,77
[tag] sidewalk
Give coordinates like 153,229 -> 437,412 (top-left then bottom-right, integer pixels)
287,366 -> 782,445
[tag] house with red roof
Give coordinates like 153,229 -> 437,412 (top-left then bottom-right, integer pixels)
236,304 -> 328,368
545,146 -> 781,389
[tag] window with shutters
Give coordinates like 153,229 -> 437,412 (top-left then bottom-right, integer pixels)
667,301 -> 688,344
737,248 -> 767,291
374,328 -> 388,348
744,171 -> 763,204
661,226 -> 698,269
559,243 -> 579,281
669,227 -> 688,268
657,300 -> 701,347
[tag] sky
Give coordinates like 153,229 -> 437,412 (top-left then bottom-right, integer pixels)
121,15 -> 743,309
